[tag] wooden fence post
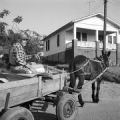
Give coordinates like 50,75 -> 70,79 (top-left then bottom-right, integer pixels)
116,43 -> 120,65
95,41 -> 100,58
72,39 -> 77,58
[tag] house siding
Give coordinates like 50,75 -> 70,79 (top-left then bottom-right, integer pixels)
44,31 -> 66,56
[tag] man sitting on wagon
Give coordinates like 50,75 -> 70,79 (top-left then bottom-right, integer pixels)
9,32 -> 41,74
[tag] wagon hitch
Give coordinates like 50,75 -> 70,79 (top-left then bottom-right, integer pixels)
63,86 -> 81,93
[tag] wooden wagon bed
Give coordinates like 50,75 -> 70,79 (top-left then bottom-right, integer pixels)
0,71 -> 65,112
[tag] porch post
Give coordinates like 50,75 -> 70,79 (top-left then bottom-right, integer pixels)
74,25 -> 76,40
72,25 -> 77,58
95,30 -> 99,57
116,31 -> 120,65
72,39 -> 77,58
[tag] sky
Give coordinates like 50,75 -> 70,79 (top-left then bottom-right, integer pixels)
0,0 -> 120,35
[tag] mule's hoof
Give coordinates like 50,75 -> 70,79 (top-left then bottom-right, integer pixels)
93,98 -> 99,103
92,99 -> 96,103
95,99 -> 99,103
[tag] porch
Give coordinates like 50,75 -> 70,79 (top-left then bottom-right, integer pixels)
65,28 -> 117,51
65,39 -> 117,65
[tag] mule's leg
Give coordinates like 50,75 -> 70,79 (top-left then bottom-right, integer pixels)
92,82 -> 96,102
69,74 -> 76,94
78,75 -> 85,107
95,79 -> 101,103
78,93 -> 84,107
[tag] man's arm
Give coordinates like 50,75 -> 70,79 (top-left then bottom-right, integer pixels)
26,54 -> 41,62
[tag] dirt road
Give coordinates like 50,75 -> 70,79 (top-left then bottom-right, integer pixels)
33,81 -> 120,120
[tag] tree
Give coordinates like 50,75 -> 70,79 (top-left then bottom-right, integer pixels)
0,9 -> 10,34
23,29 -> 44,55
0,22 -> 8,34
0,9 -> 10,18
0,9 -> 10,46
13,16 -> 23,24
0,9 -> 23,47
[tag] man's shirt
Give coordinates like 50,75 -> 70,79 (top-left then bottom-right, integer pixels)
9,42 -> 31,66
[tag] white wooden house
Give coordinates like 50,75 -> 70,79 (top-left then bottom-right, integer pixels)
43,14 -> 120,65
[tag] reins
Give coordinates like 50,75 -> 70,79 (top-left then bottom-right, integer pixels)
66,57 -> 108,83
68,59 -> 90,75
83,67 -> 108,87
68,58 -> 106,76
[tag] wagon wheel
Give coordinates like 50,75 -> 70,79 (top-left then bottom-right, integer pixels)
0,107 -> 34,120
56,93 -> 77,120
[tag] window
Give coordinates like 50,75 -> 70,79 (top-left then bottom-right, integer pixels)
108,36 -> 112,44
113,36 -> 117,44
46,40 -> 50,51
98,35 -> 104,42
76,32 -> 87,41
82,33 -> 87,41
76,32 -> 81,41
57,34 -> 60,47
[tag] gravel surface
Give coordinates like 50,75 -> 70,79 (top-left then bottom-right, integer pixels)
32,81 -> 120,120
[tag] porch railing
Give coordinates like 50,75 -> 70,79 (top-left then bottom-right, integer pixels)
66,41 -> 72,48
77,41 -> 96,48
99,42 -> 116,50
66,40 -> 116,50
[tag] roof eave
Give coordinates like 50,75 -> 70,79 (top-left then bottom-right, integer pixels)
43,21 -> 74,41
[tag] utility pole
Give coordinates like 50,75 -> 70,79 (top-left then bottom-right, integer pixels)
103,0 -> 107,53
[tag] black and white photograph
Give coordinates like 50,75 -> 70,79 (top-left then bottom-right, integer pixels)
0,0 -> 120,120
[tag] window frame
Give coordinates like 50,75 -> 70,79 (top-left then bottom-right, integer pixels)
46,40 -> 50,51
113,36 -> 117,44
57,34 -> 60,47
76,32 -> 81,41
82,33 -> 87,41
108,35 -> 112,44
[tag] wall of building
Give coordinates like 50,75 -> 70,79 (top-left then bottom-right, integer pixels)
44,26 -> 74,57
44,31 -> 65,56
65,30 -> 73,43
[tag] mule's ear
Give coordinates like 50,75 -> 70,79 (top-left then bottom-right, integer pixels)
107,51 -> 111,57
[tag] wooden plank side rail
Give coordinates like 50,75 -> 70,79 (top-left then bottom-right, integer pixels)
0,77 -> 39,111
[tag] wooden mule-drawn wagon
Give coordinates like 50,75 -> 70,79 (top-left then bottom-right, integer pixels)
0,65 -> 78,120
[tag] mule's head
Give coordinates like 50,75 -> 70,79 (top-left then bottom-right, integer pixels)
101,50 -> 111,67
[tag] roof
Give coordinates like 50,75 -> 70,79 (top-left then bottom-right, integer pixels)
43,21 -> 74,41
43,13 -> 120,41
73,13 -> 120,29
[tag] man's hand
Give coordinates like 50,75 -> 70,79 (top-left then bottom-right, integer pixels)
34,53 -> 41,62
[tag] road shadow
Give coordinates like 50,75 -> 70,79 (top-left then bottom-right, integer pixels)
33,112 -> 57,120
77,100 -> 94,107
